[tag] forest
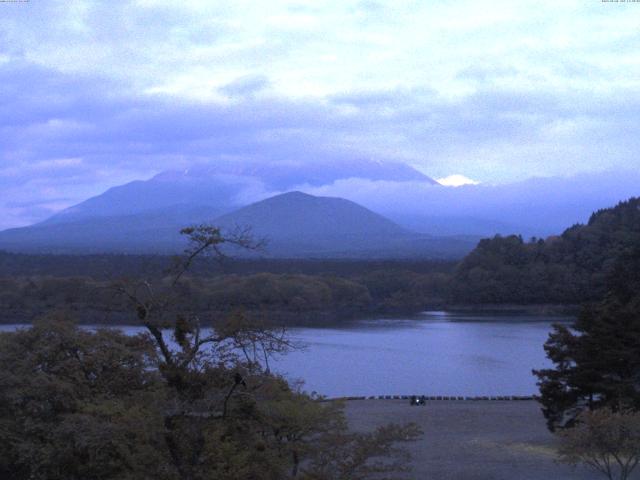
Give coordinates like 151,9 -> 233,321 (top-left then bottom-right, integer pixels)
449,197 -> 640,305
0,269 -> 451,325
0,198 -> 638,325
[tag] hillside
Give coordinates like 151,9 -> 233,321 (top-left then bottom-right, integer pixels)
0,205 -> 223,254
450,197 -> 640,304
43,159 -> 435,225
216,191 -> 410,255
0,191 -> 477,258
207,191 -> 476,258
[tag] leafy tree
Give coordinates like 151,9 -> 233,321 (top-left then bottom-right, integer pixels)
0,225 -> 422,479
304,423 -> 421,480
557,408 -> 640,480
0,314 -> 168,480
534,246 -> 640,430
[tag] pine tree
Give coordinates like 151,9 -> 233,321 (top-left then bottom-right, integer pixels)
534,246 -> 640,431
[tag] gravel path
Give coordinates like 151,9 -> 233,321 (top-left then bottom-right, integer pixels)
344,400 -> 622,480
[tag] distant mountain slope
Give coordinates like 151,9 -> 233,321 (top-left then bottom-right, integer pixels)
216,191 -> 409,244
0,191 -> 476,258
215,191 -> 459,257
43,174 -> 257,226
45,159 -> 436,225
0,204 -> 223,254
154,159 -> 436,189
335,170 -> 640,237
215,191 -> 476,258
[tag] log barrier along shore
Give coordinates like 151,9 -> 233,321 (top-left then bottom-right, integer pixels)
322,395 -> 536,401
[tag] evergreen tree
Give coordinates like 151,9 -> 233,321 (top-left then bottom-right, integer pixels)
534,246 -> 640,431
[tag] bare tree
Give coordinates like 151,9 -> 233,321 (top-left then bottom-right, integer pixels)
114,225 -> 296,480
115,225 -> 276,373
557,408 -> 640,480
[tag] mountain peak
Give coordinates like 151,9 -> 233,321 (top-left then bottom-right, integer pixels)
152,159 -> 436,189
38,160 -> 436,227
211,191 -> 418,257
271,190 -> 314,199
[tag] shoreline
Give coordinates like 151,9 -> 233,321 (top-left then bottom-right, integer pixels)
324,395 -> 536,402
0,304 -> 578,326
439,303 -> 580,316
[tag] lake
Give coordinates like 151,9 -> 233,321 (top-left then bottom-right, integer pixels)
1,311 -> 568,398
270,311 -> 565,397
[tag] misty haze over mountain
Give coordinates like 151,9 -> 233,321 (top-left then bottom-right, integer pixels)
317,169 -> 640,237
0,158 -> 637,257
44,159 -> 435,225
0,160 -> 467,257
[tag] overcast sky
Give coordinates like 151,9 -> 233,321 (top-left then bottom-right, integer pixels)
1,0 -> 640,229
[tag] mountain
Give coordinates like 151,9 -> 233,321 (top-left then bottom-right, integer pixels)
44,159 -> 436,225
8,157 -> 640,243
0,204 -> 222,254
43,174 -> 258,226
153,158 -> 436,189
324,170 -> 640,238
215,191 -> 411,257
0,191 -> 477,258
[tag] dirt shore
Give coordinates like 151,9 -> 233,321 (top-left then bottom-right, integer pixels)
344,400 -> 612,480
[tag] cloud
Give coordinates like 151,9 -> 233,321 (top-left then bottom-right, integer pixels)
289,169 -> 640,236
0,0 -> 640,228
219,74 -> 271,98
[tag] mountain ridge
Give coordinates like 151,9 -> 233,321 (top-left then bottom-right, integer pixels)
0,191 -> 476,258
41,159 -> 436,226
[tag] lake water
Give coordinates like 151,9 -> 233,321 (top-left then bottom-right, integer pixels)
270,311 -> 565,397
1,311 -> 567,398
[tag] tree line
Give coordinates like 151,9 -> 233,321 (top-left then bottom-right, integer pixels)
4,198 -> 640,320
0,270 -> 452,326
450,198 -> 640,305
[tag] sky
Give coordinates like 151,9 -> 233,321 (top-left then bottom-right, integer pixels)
1,0 -> 640,230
